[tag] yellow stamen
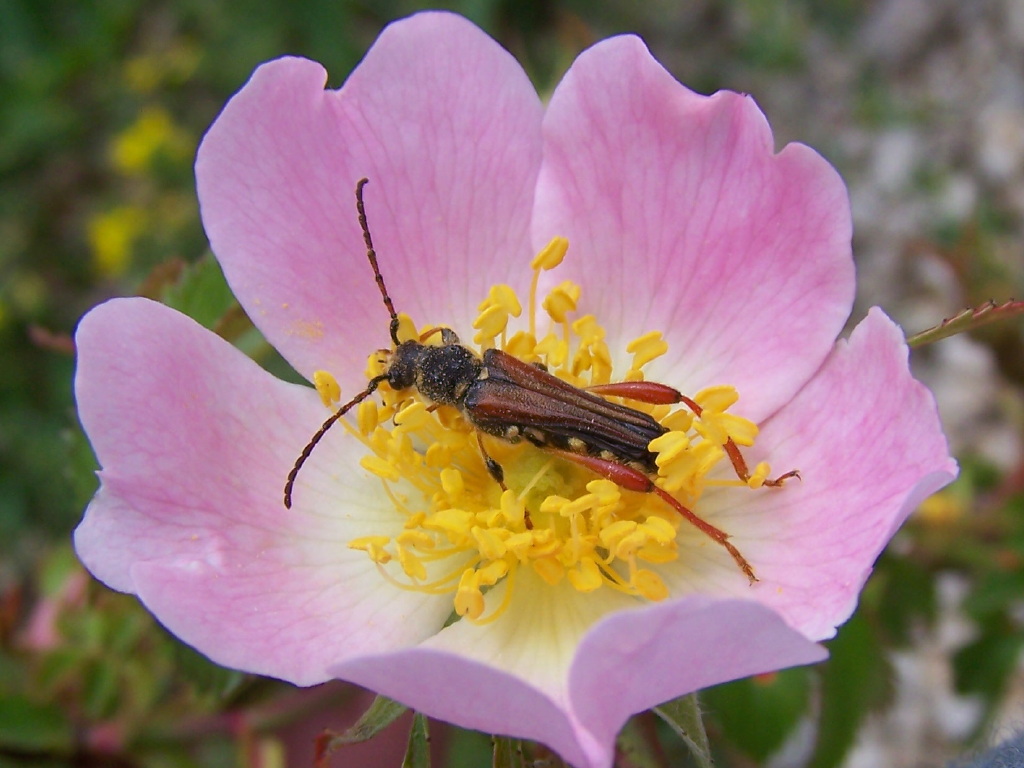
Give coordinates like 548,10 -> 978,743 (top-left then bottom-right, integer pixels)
633,569 -> 669,601
394,314 -> 418,343
349,536 -> 393,563
531,236 -> 570,271
313,370 -> 341,407
479,284 -> 522,317
627,331 -> 669,372
747,462 -> 771,489
567,557 -> 603,592
477,285 -> 521,348
360,455 -> 401,481
530,237 -> 569,338
469,565 -> 518,625
543,281 -> 581,324
325,237 -> 792,624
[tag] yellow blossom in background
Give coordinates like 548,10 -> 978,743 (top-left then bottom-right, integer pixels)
87,206 -> 148,278
7,271 -> 47,315
124,42 -> 201,94
914,489 -> 966,526
124,57 -> 163,95
110,106 -> 191,176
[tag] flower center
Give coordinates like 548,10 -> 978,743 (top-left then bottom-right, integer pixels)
332,238 -> 785,624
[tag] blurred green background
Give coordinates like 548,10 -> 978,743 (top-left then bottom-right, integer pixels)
2,1 -> 1023,766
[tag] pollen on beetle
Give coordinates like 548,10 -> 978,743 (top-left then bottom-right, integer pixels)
315,239 -> 793,623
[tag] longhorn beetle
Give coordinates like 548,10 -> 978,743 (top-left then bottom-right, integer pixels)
283,178 -> 797,582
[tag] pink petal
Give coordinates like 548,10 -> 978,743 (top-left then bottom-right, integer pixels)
74,299 -> 452,685
336,649 -> 598,767
195,12 -> 543,392
333,591 -> 824,768
568,596 -> 826,766
534,35 -> 853,420
681,308 -> 957,639
417,573 -> 632,703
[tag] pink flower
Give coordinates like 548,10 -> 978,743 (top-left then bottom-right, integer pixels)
74,12 -> 957,768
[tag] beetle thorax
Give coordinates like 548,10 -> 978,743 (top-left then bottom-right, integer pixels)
415,343 -> 481,406
386,340 -> 482,407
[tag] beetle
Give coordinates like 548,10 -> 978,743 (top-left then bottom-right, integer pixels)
283,178 -> 796,582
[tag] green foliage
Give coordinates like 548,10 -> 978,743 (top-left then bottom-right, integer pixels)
874,554 -> 938,646
654,694 -> 714,768
326,695 -> 408,747
491,736 -> 521,768
614,718 -> 663,768
403,713 -> 431,768
954,564 -> 1024,735
161,254 -> 236,331
444,726 -> 493,767
808,612 -> 893,768
954,616 -> 1023,702
0,697 -> 73,753
167,631 -> 248,700
0,549 -> 247,764
733,0 -> 807,70
703,668 -> 811,762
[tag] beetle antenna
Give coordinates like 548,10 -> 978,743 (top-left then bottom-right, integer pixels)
356,178 -> 401,347
284,374 -> 388,508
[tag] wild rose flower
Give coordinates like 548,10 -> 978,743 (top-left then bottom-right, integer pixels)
74,12 -> 957,768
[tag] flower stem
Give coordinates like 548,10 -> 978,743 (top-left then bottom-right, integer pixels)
905,299 -> 1024,348
653,693 -> 715,768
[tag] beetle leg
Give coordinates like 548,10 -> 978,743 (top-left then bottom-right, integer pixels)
547,448 -> 756,583
585,382 -> 799,488
476,433 -> 534,530
476,432 -> 507,489
720,439 -> 800,488
418,326 -> 460,345
586,381 -> 683,404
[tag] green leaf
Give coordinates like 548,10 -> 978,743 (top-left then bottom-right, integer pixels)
170,632 -> 247,699
615,717 -> 663,768
402,713 -> 430,768
444,726 -> 493,767
906,299 -> 1024,348
808,612 -> 892,768
953,620 -> 1023,700
0,695 -> 73,752
875,556 -> 937,645
492,736 -> 519,768
37,545 -> 80,596
161,254 -> 237,330
314,696 -> 409,767
703,667 -> 810,762
329,695 -> 408,747
653,693 -> 714,768
952,616 -> 1023,738
82,657 -> 120,719
962,570 -> 1024,619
